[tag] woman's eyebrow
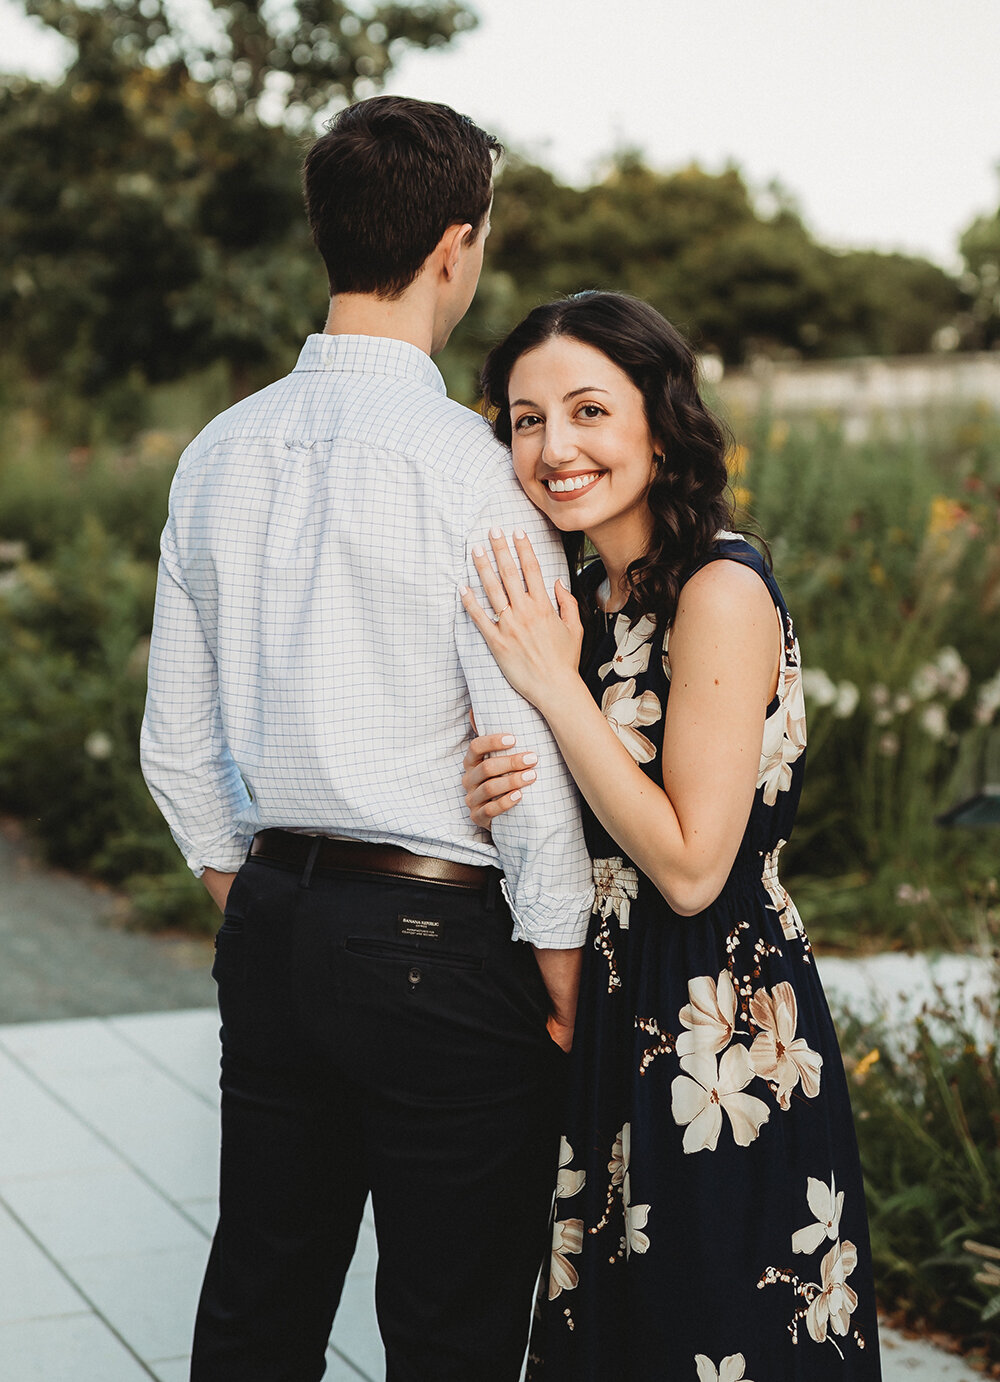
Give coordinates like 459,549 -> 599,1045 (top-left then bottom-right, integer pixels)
510,386 -> 610,408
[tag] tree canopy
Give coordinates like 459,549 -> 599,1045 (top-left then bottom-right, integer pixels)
0,0 -> 987,418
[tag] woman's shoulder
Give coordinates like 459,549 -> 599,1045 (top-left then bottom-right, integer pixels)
684,530 -> 782,603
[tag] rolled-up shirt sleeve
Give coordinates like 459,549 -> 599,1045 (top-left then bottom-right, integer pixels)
139,519 -> 254,875
455,482 -> 594,949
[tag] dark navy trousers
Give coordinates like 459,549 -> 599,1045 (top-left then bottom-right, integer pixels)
190,855 -> 566,1382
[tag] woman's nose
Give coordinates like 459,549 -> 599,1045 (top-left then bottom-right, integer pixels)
541,423 -> 578,466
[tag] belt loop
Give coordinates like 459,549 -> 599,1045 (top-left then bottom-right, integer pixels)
485,871 -> 499,912
300,837 -> 322,889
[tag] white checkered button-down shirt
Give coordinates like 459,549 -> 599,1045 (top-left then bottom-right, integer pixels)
140,334 -> 594,948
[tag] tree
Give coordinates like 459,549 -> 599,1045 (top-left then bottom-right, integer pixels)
959,174 -> 1000,350
0,0 -> 476,412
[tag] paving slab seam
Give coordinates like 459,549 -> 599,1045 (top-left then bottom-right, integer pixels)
327,1343 -> 378,1381
0,1195 -> 162,1380
0,1035 -> 212,1243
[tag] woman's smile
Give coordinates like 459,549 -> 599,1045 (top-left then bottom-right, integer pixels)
544,470 -> 605,498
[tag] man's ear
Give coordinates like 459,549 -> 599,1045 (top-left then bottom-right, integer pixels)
439,222 -> 475,280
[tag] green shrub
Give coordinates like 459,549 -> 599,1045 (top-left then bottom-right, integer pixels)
728,411 -> 1000,949
838,932 -> 1000,1364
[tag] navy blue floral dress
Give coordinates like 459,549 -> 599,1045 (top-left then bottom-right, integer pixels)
526,536 -> 881,1382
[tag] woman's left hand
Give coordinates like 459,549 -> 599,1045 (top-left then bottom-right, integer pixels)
460,528 -> 583,710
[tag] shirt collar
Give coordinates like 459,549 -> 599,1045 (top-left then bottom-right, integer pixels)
293,333 -> 446,396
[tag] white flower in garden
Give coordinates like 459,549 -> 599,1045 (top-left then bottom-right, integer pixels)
598,611 -> 657,680
556,1137 -> 585,1200
791,1172 -> 844,1254
893,693 -> 912,715
831,681 -> 859,719
695,1354 -> 754,1382
671,1046 -> 770,1153
935,646 -> 969,700
869,683 -> 890,708
801,667 -> 837,706
805,1239 -> 860,1343
84,731 -> 113,760
592,857 -> 640,930
974,670 -> 1000,726
874,707 -> 893,726
919,703 -> 948,741
547,1218 -> 584,1299
878,732 -> 900,757
910,663 -> 939,702
676,970 -> 738,1057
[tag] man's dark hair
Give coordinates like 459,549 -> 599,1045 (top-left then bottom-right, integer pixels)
303,96 -> 501,300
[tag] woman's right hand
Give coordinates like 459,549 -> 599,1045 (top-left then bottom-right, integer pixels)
462,733 -> 539,830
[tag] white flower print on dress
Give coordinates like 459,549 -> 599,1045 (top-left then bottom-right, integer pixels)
695,1354 -> 754,1382
610,1123 -> 650,1256
748,981 -> 823,1110
599,611 -> 657,680
792,1172 -> 844,1254
676,970 -> 738,1058
547,1218 -> 584,1299
556,1137 -> 585,1200
757,657 -> 807,806
671,1046 -> 771,1153
806,1239 -> 860,1344
601,678 -> 662,764
609,1128 -> 626,1186
761,841 -> 806,944
592,857 -> 640,930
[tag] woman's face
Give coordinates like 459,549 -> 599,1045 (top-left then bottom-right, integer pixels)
507,336 -> 658,563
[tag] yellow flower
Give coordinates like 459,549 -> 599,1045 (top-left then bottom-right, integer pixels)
731,485 -> 753,511
853,1048 -> 880,1079
927,495 -> 966,535
869,562 -> 886,587
727,443 -> 750,477
768,419 -> 790,451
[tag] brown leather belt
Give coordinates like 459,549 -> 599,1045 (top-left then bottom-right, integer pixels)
250,829 -> 501,893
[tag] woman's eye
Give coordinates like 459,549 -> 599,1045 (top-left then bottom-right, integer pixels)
513,413 -> 542,431
578,404 -> 605,419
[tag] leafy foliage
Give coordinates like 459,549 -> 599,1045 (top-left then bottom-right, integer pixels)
0,0 -> 475,412
840,939 -> 1000,1364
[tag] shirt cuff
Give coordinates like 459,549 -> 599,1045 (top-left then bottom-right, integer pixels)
501,879 -> 595,949
183,835 -> 254,877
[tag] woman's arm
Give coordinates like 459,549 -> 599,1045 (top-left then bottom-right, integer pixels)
461,530 -> 779,915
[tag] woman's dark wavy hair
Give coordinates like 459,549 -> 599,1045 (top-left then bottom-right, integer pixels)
481,291 -> 736,630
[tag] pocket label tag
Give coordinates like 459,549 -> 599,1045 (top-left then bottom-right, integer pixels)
397,914 -> 444,940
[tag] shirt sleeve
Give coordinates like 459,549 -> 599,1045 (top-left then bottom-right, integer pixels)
139,517 -> 254,876
454,479 -> 594,949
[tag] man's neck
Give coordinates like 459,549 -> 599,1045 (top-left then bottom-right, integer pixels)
323,292 -> 434,356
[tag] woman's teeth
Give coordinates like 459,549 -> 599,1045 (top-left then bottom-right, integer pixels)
546,473 -> 601,494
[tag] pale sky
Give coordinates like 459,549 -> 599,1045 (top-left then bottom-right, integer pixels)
3,0 -> 999,269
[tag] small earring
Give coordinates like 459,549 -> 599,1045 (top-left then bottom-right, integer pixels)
653,452 -> 664,465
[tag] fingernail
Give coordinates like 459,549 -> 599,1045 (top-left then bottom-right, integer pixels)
501,735 -> 516,746
458,585 -> 470,596
490,526 -> 503,540
472,544 -> 485,557
513,526 -> 525,539
522,770 -> 536,783
523,752 -> 538,765
510,790 -> 521,801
